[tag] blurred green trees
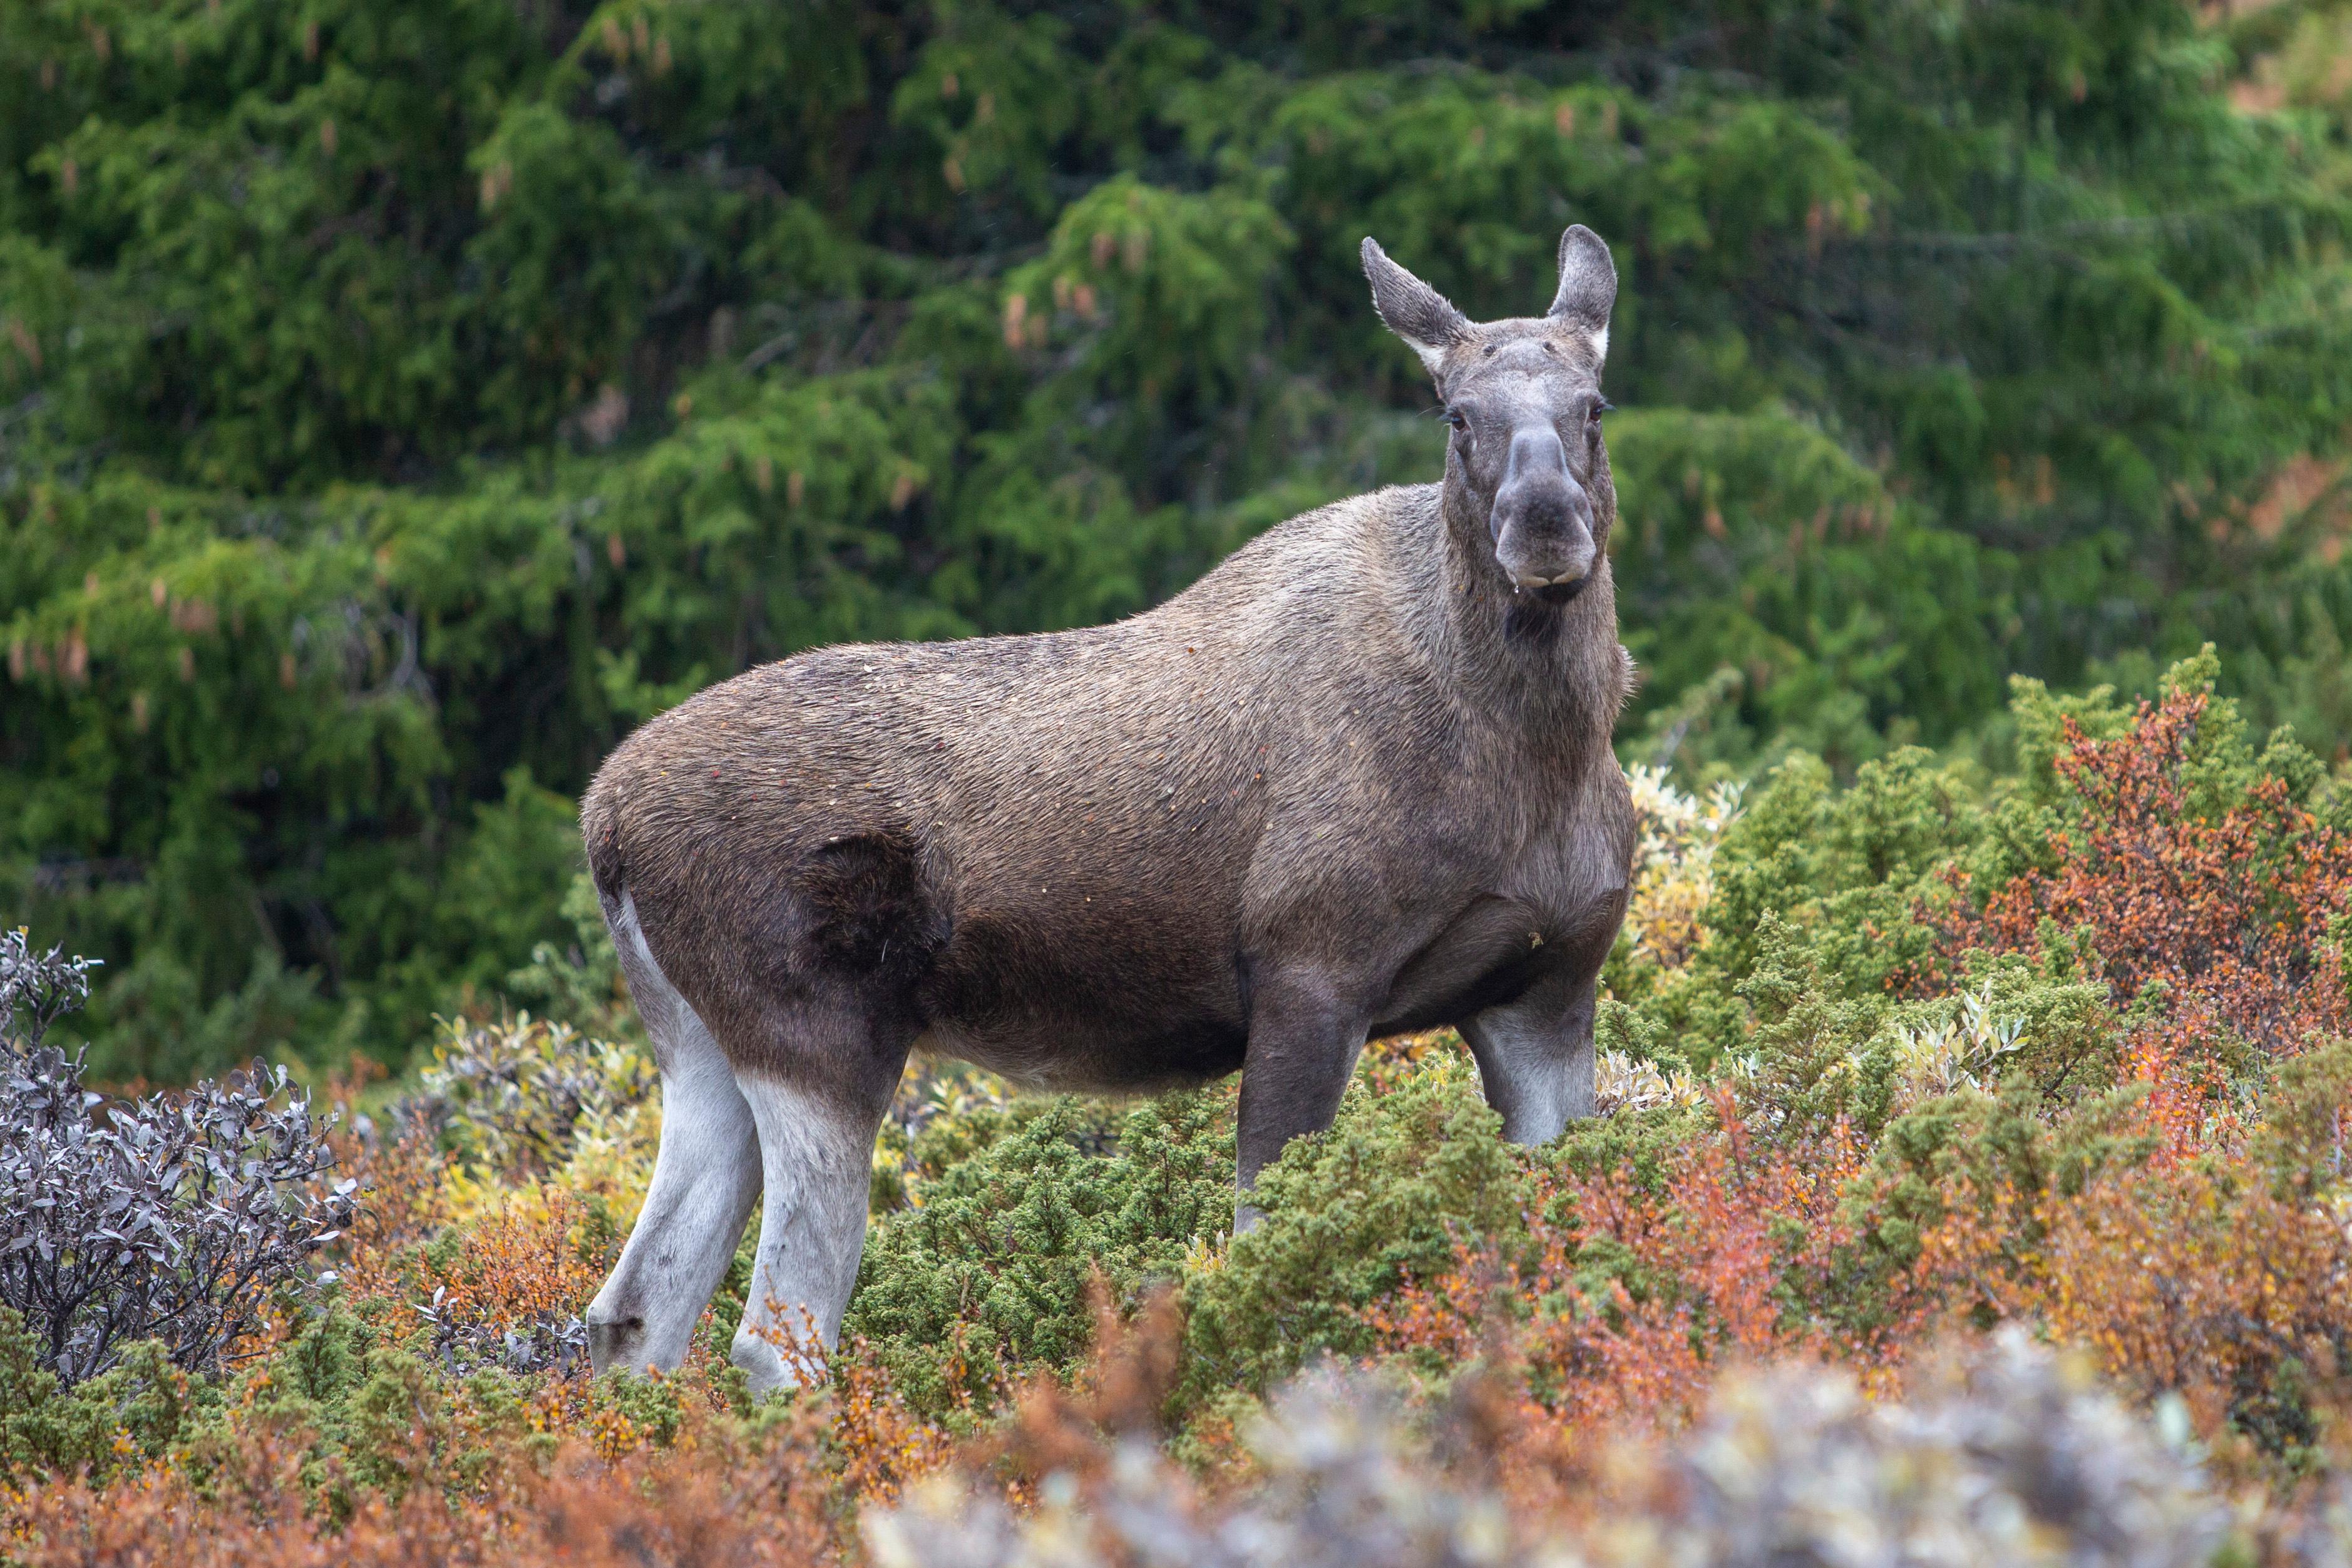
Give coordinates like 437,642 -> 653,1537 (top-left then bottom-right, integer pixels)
6,0 -> 2352,1078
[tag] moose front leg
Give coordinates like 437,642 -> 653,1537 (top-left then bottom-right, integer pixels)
1460,966 -> 1598,1145
1462,877 -> 1624,1144
1234,971 -> 1369,1229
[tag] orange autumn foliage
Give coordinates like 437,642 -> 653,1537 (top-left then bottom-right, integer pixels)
1994,1159 -> 2352,1444
11,1412 -> 845,1568
752,1309 -> 963,1508
1931,687 -> 2352,1071
1363,1092 -> 1910,1445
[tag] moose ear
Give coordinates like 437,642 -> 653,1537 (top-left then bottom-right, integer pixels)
1547,225 -> 1617,362
1362,237 -> 1471,377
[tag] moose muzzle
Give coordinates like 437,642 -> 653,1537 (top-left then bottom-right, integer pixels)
1491,426 -> 1596,601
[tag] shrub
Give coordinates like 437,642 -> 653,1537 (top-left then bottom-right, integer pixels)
846,1090 -> 1233,1418
0,1313 -> 205,1489
1365,1091 -> 1881,1429
394,1013 -> 656,1177
1994,1159 -> 2352,1470
1615,748 -> 1983,1073
868,1330 -> 2229,1568
0,935 -> 356,1386
1611,765 -> 1745,989
1179,1055 -> 1526,1413
7,1408 -> 849,1568
0,928 -> 99,1051
1836,1081 -> 2158,1321
403,1189 -> 602,1379
868,1057 -> 1019,1216
871,1366 -> 1519,1568
1931,675 -> 2352,1069
2252,1038 -> 2352,1202
1583,1330 -> 2231,1568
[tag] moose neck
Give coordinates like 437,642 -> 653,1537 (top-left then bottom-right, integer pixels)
1432,463 -> 1625,751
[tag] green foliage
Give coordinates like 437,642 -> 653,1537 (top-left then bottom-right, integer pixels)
1836,1084 -> 2159,1310
398,1011 -> 656,1175
845,1090 -> 1234,1418
1620,747 -> 1983,1072
1178,1057 -> 1526,1411
9,1 -> 2352,1079
2251,1037 -> 2352,1201
501,869 -> 631,1037
0,1311 -> 204,1489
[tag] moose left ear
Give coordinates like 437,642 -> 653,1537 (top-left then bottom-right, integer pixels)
1547,225 -> 1617,363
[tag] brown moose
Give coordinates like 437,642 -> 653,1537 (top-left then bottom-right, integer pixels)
580,225 -> 1636,1391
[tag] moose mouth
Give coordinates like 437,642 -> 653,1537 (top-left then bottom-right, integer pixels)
1532,579 -> 1588,607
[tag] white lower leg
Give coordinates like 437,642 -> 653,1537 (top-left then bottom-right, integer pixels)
585,1048 -> 761,1373
1463,1006 -> 1594,1146
729,1072 -> 882,1394
586,894 -> 762,1375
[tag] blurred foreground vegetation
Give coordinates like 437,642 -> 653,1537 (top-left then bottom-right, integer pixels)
10,0 -> 2352,1077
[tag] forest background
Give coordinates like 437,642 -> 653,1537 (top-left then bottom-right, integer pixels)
8,0 -> 2352,1082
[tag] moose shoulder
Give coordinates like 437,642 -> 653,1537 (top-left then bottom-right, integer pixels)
580,225 -> 1638,1393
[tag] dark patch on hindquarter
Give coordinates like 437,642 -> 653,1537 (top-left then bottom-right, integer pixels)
584,804 -> 626,904
798,829 -> 942,981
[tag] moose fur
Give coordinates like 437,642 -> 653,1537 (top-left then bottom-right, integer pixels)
581,225 -> 1638,1391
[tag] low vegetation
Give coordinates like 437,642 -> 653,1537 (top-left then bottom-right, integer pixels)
4,653 -> 2351,1564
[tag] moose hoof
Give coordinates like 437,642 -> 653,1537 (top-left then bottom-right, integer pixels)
585,1306 -> 650,1375
729,1327 -> 810,1397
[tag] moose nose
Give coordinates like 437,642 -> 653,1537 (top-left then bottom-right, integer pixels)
1496,432 -> 1594,532
1493,427 -> 1596,595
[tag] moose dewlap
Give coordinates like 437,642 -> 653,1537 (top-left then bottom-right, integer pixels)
578,225 -> 1638,1393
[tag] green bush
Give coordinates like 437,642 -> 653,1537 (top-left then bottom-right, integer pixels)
1179,1055 -> 1527,1412
0,1313 -> 205,1490
846,1090 -> 1233,1419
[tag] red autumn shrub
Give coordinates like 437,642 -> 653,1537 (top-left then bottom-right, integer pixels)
1932,687 -> 2352,1072
1362,1092 -> 1911,1451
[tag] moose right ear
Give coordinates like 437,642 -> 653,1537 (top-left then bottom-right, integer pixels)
1362,237 -> 1471,377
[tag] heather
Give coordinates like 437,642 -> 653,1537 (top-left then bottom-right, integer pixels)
6,659 -> 2352,1564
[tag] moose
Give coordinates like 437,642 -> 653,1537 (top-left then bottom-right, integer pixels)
580,225 -> 1637,1391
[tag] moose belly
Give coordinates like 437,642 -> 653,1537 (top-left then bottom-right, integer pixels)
912,890 -> 1577,1087
916,1012 -> 1249,1093
914,901 -> 1250,1092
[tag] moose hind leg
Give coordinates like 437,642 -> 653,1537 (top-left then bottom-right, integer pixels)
729,1063 -> 900,1395
587,895 -> 763,1376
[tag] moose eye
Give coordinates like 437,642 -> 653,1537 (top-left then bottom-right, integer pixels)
1589,398 -> 1611,426
1445,408 -> 1469,433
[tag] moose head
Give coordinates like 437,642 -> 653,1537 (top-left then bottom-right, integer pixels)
1362,227 -> 1618,607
